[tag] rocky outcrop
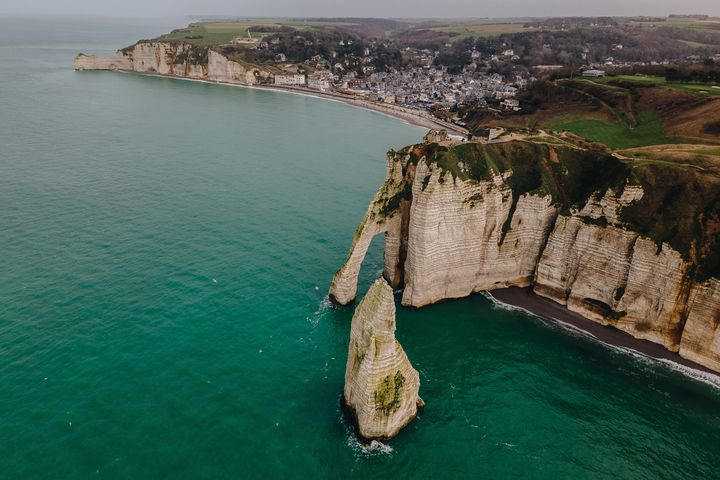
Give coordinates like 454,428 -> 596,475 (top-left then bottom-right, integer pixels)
343,278 -> 422,441
75,42 -> 272,85
331,135 -> 720,373
74,53 -> 132,71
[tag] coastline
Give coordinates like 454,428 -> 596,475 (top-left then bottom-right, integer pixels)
489,287 -> 720,385
111,70 -> 470,136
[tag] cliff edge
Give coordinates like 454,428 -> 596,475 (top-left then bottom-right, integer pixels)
330,133 -> 720,373
74,42 -> 272,85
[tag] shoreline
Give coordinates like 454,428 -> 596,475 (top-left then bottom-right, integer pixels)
112,70 -> 470,136
489,286 -> 720,385
81,68 -> 720,386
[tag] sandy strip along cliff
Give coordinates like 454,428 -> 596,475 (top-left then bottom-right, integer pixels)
330,132 -> 720,373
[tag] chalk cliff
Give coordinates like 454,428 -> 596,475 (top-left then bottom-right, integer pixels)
331,135 -> 720,373
74,42 -> 272,85
343,278 -> 422,441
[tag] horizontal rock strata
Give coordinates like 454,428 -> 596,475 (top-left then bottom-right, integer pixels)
343,278 -> 422,441
402,159 -> 558,307
75,42 -> 272,85
330,135 -> 720,373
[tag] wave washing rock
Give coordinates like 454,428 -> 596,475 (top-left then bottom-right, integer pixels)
74,42 -> 272,85
331,134 -> 720,373
343,278 -> 422,441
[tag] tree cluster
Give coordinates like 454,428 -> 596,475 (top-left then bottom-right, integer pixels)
665,67 -> 720,83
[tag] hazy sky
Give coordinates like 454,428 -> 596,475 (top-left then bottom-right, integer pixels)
2,0 -> 719,18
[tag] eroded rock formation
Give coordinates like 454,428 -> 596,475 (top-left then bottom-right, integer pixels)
331,134 -> 720,373
74,42 -> 272,85
343,278 -> 422,441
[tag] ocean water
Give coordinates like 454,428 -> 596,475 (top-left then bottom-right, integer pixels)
1,16 -> 719,479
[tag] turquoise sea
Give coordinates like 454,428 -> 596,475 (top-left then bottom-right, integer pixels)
1,16 -> 719,479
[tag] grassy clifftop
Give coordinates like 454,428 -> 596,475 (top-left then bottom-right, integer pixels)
399,140 -> 628,208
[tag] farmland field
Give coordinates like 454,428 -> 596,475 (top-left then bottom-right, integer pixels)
428,21 -> 535,40
550,111 -> 679,149
152,19 -> 363,46
580,75 -> 720,97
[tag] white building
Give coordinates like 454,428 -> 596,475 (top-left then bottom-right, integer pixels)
274,74 -> 306,86
582,69 -> 606,77
308,78 -> 331,91
493,85 -> 518,99
501,98 -> 520,110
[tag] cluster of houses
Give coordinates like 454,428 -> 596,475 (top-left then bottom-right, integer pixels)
273,74 -> 306,86
267,45 -> 528,113
250,29 -> 720,126
336,68 -> 525,112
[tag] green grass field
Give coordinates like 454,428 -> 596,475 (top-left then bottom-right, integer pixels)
550,111 -> 679,149
622,17 -> 720,34
586,75 -> 720,97
152,19 -> 357,46
428,21 -> 534,40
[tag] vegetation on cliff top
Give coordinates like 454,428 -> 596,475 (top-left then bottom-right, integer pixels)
405,139 -> 720,280
621,164 -> 720,281
404,140 -> 628,209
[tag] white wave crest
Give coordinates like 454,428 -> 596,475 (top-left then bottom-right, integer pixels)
483,292 -> 720,390
305,295 -> 333,326
598,339 -> 720,390
339,405 -> 395,457
481,291 -> 537,317
346,433 -> 394,457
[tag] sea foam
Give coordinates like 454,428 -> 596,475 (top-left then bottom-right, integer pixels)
483,292 -> 720,390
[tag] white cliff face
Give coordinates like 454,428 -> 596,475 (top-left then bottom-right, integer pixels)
75,43 -> 272,85
402,159 -> 558,307
614,238 -> 691,349
680,279 -> 720,372
330,147 -> 559,307
330,138 -> 720,373
534,216 -> 692,350
207,50 -> 269,84
534,186 -> 695,350
74,53 -> 132,71
343,278 -> 421,441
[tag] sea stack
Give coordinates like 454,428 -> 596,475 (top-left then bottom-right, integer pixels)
343,278 -> 422,441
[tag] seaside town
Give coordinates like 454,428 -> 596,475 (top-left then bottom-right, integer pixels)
74,15 -> 720,135
235,25 -> 720,127
269,43 -> 531,118
273,46 -> 525,111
